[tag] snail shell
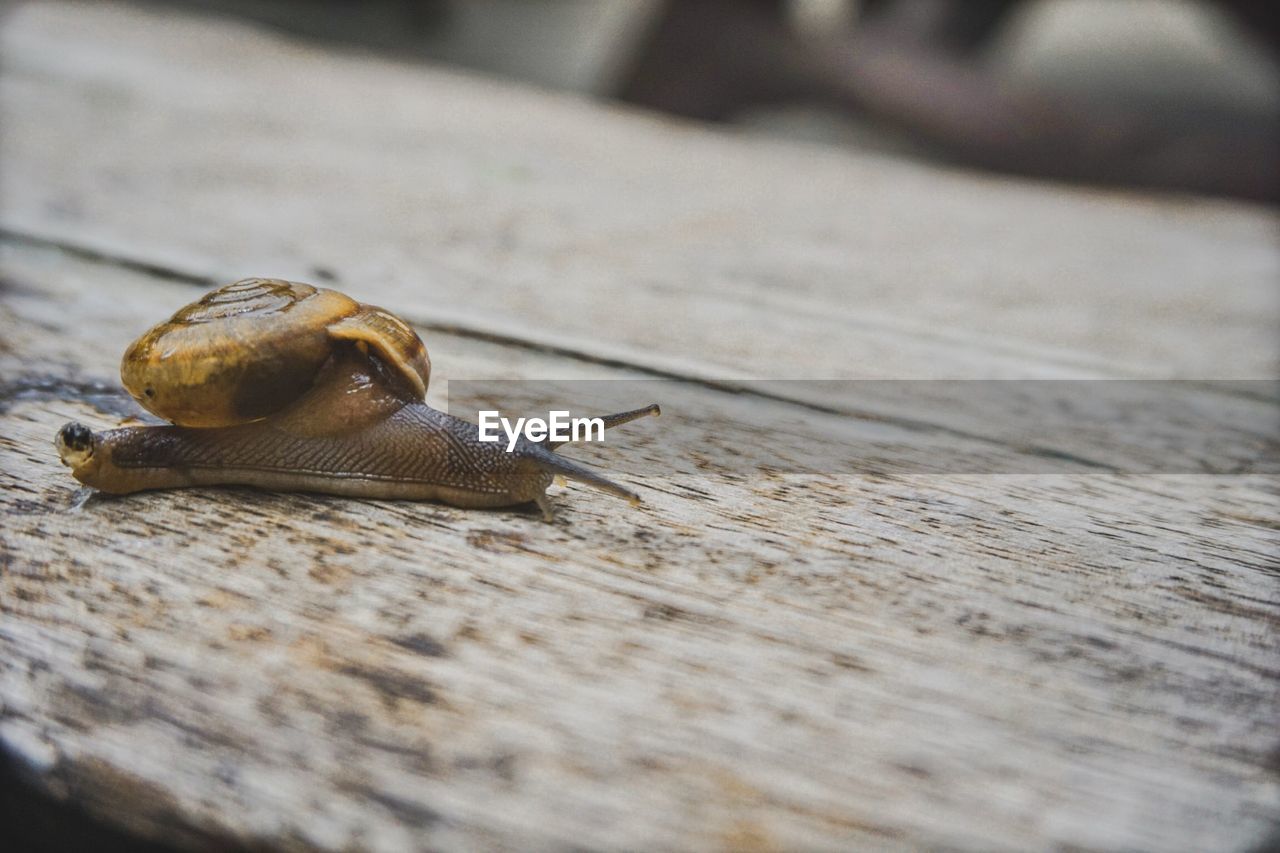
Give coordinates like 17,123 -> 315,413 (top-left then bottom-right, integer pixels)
121,278 -> 430,428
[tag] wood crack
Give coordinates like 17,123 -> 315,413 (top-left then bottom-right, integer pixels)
0,227 -> 1182,474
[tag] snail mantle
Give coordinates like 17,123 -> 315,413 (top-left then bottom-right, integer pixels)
54,278 -> 659,521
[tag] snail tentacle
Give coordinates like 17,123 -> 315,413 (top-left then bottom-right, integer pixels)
544,403 -> 661,450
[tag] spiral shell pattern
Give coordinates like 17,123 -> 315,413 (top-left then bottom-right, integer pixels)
120,279 -> 429,428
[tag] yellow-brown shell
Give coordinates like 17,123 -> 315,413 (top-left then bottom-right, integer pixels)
121,279 -> 430,428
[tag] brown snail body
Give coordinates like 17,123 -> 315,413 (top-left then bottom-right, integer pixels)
56,279 -> 658,520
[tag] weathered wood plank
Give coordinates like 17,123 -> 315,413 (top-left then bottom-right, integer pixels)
2,1 -> 1278,384
1,3 -> 1278,852
2,241 -> 1278,852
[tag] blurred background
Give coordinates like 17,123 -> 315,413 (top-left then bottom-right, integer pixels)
126,0 -> 1280,202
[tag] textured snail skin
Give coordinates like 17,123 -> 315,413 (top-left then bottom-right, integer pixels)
56,280 -> 658,521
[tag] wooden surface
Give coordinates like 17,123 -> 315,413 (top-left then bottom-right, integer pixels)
1,3 -> 1278,851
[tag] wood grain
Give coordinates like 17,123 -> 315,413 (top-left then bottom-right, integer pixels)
2,2 -> 1279,384
1,3 -> 1278,852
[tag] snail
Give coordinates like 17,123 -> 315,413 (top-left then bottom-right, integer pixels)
54,279 -> 659,521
